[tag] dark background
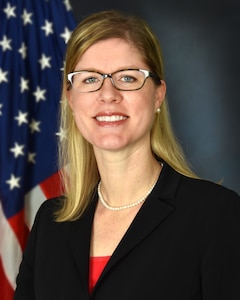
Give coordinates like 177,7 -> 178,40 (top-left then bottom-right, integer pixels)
69,0 -> 240,194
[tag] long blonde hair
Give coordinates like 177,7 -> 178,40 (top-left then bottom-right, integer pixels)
56,10 -> 197,222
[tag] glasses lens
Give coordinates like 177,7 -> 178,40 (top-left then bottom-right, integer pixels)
112,70 -> 146,90
71,71 -> 103,92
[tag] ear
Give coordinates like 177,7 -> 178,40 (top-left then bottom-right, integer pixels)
154,80 -> 166,111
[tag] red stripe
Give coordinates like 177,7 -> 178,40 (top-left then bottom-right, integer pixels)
0,257 -> 14,300
8,209 -> 30,251
40,171 -> 62,199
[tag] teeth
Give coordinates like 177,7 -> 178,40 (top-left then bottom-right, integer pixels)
96,115 -> 127,122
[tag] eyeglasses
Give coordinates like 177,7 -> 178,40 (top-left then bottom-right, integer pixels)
67,68 -> 160,93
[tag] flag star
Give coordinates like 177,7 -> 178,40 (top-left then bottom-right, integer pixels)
63,0 -> 72,11
60,61 -> 66,72
0,35 -> 12,52
56,127 -> 67,142
0,68 -> 8,83
3,3 -> 17,19
38,53 -> 52,70
33,86 -> 46,102
29,118 -> 41,133
14,110 -> 28,126
6,174 -> 21,190
21,9 -> 33,25
18,42 -> 27,59
60,27 -> 72,43
41,20 -> 54,36
0,103 -> 3,115
20,76 -> 29,93
10,142 -> 25,158
28,152 -> 36,164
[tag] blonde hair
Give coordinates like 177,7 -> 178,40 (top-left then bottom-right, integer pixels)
56,10 -> 197,222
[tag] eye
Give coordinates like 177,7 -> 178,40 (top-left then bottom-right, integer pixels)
84,76 -> 99,84
121,75 -> 135,83
114,70 -> 141,85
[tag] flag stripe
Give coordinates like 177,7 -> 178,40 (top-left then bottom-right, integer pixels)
0,202 -> 22,289
40,171 -> 62,199
8,210 -> 29,251
24,184 -> 48,229
0,258 -> 14,300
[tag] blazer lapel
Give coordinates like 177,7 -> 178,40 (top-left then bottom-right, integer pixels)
97,163 -> 180,287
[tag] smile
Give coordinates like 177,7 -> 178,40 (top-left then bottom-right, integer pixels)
95,115 -> 128,122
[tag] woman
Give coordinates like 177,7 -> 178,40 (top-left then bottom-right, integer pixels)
14,10 -> 240,299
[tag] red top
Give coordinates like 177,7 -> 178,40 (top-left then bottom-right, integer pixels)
89,256 -> 111,293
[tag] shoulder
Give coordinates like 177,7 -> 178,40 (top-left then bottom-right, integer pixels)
180,175 -> 239,203
175,172 -> 240,220
181,174 -> 238,195
37,197 -> 63,216
161,162 -> 240,211
160,164 -> 240,240
31,197 -> 65,229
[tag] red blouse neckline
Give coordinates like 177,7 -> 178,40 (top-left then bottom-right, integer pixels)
89,256 -> 111,293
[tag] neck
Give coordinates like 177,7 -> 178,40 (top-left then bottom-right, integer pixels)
94,148 -> 161,208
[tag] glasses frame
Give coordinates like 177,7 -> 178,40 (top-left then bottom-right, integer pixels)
67,68 -> 161,93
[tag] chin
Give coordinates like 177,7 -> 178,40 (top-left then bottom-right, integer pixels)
94,140 -> 128,152
93,135 -> 128,150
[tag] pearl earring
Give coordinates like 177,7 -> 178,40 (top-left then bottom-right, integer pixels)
156,107 -> 161,113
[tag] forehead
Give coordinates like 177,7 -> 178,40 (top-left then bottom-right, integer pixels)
74,38 -> 147,72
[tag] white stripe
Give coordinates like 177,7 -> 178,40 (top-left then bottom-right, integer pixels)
24,184 -> 46,229
0,202 -> 22,289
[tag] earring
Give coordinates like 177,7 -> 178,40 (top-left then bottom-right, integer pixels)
156,107 -> 161,113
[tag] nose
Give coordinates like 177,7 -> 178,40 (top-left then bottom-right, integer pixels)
97,76 -> 121,103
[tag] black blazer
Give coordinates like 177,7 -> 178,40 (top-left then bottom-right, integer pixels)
14,163 -> 240,300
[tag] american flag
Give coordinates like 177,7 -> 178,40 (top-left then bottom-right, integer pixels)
0,1 -> 76,298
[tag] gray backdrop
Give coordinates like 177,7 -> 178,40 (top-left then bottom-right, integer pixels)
69,0 -> 240,194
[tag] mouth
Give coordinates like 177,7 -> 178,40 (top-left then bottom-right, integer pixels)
94,113 -> 129,126
95,115 -> 128,122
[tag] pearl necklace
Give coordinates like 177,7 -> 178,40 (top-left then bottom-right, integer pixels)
97,179 -> 158,211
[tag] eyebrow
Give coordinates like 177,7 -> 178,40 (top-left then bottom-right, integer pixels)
73,66 -> 142,73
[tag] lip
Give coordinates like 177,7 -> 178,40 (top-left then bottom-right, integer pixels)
94,112 -> 129,127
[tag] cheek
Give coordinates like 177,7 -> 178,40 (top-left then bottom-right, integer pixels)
70,102 -> 91,134
73,110 -> 89,131
132,99 -> 156,130
67,91 -> 92,113
70,96 -> 92,120
73,113 -> 95,144
135,92 -> 157,115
